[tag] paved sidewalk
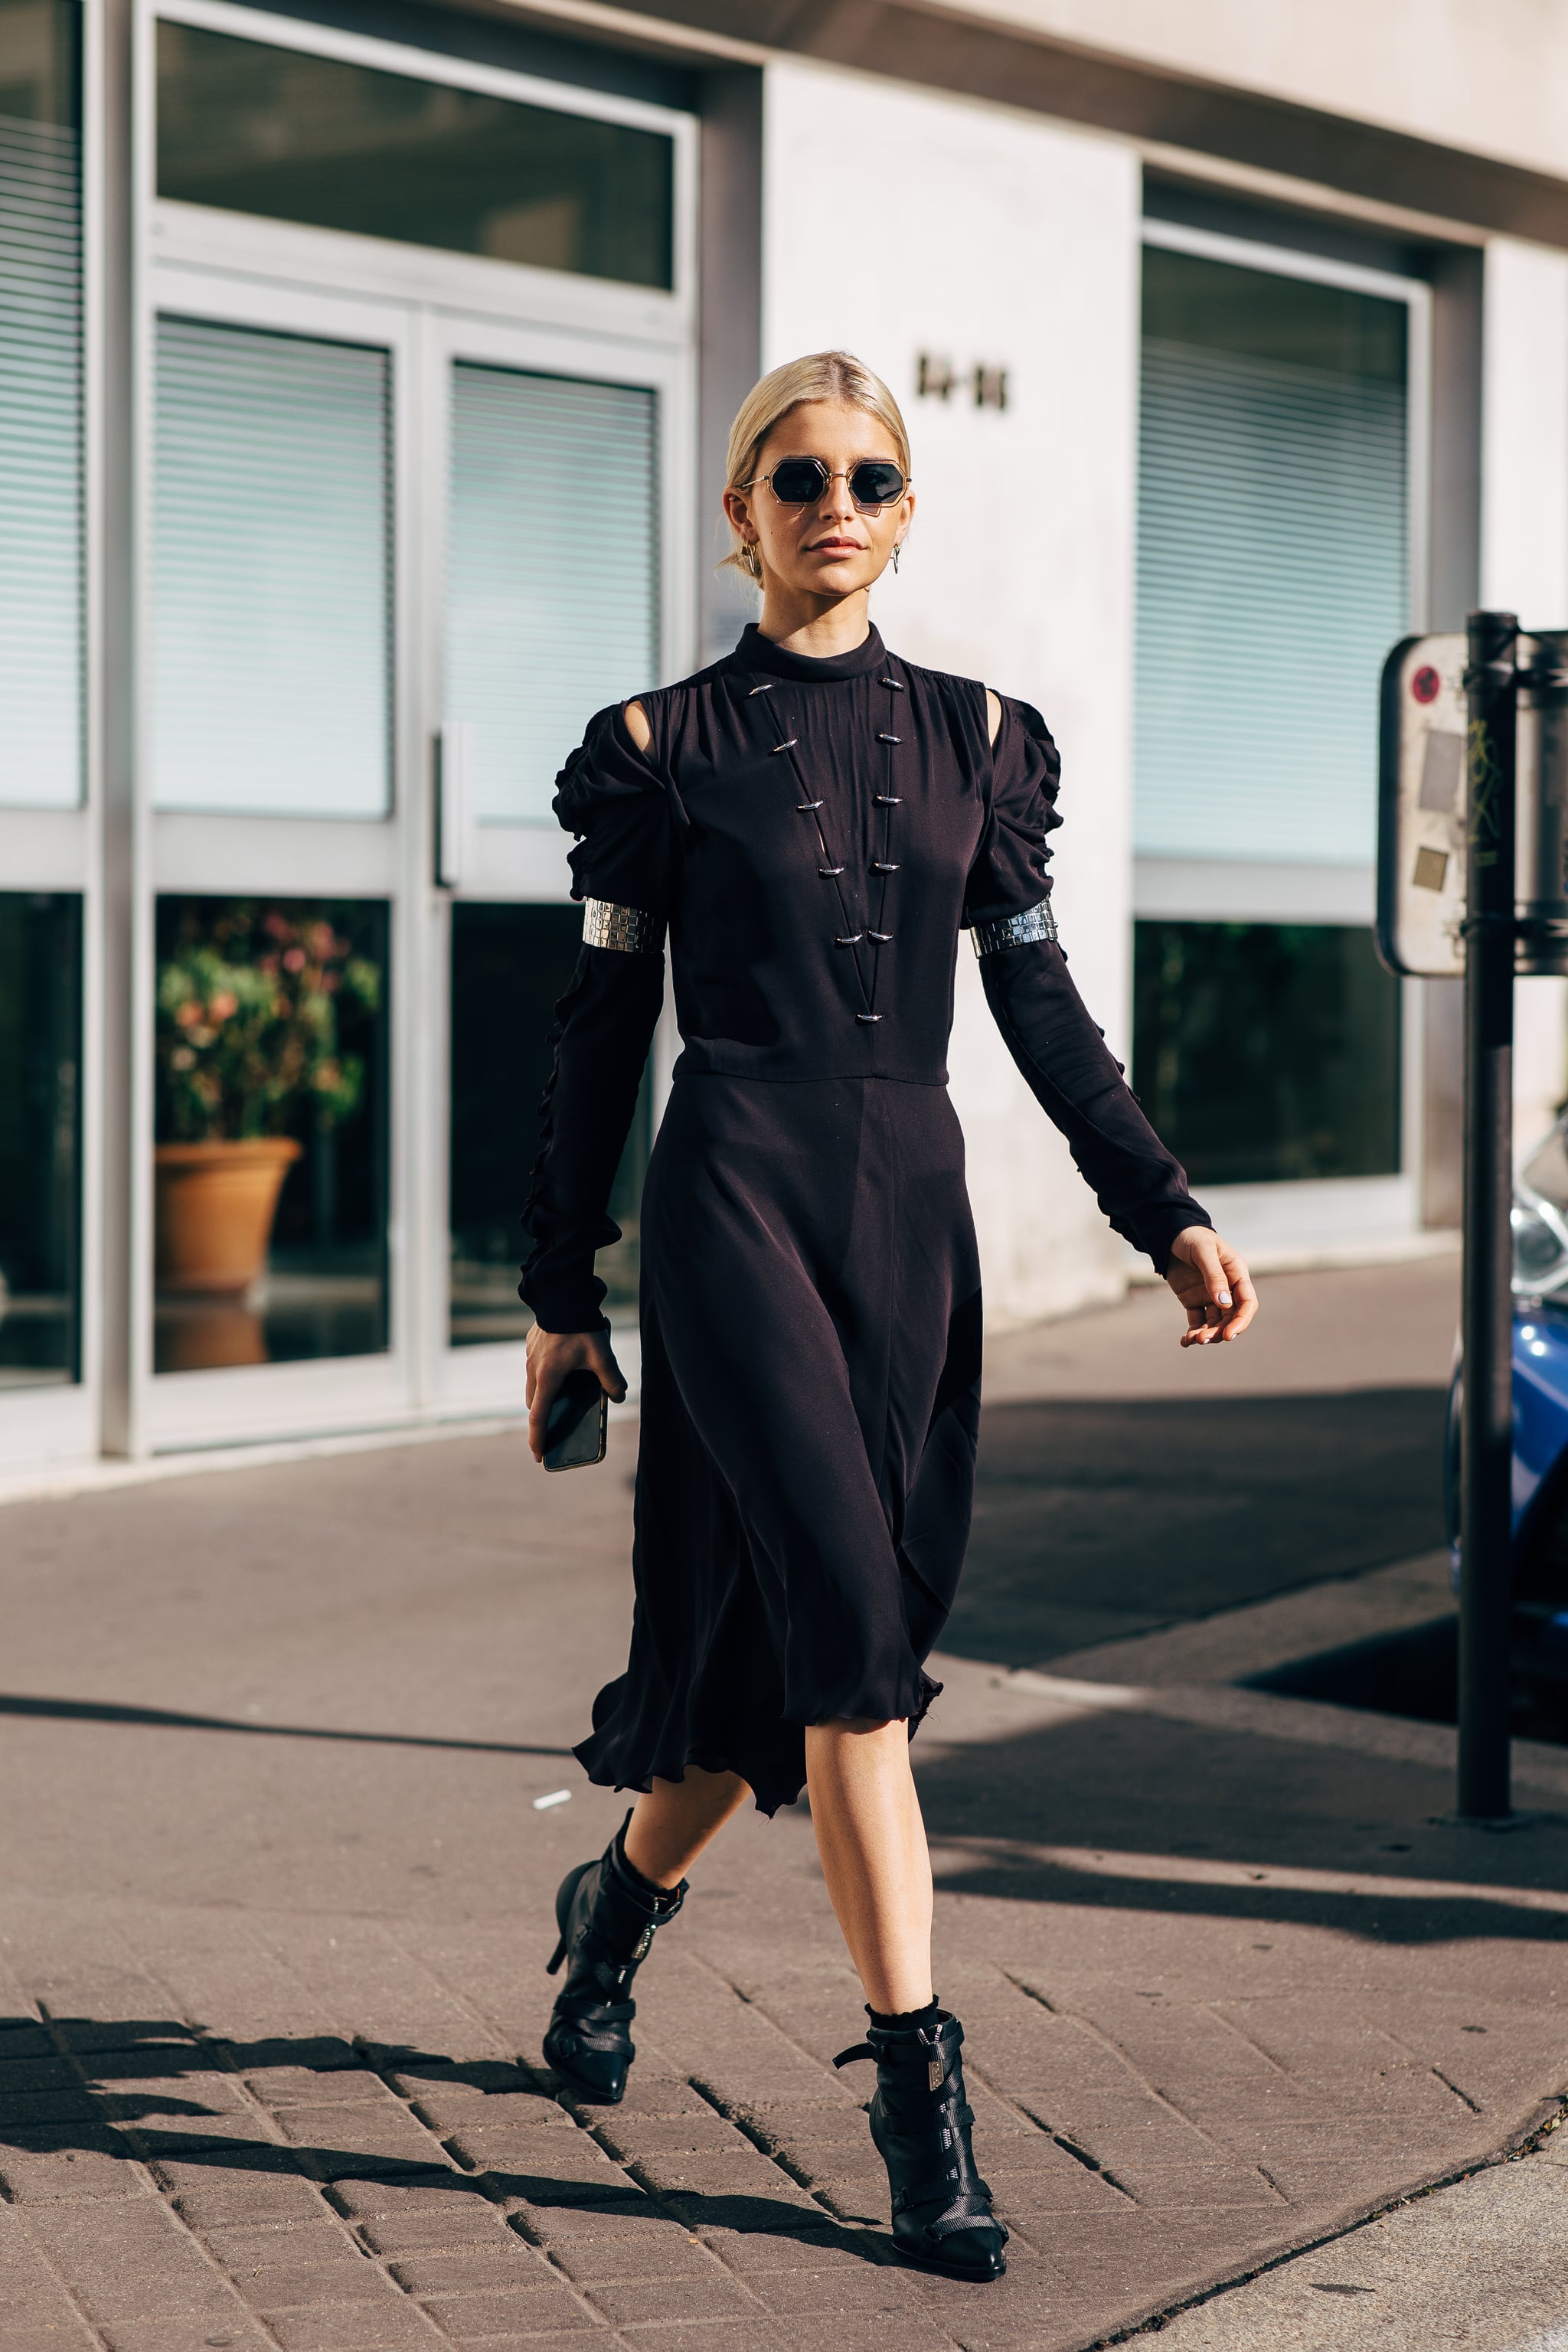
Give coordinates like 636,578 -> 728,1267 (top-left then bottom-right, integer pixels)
1,1259 -> 1565,2350
1137,2122 -> 1568,2350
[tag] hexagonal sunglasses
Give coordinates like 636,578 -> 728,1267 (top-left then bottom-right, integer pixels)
745,457 -> 908,512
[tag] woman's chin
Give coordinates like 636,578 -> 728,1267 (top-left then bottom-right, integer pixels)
791,562 -> 873,597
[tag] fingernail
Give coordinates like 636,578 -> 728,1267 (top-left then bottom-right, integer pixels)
1218,1291 -> 1232,1308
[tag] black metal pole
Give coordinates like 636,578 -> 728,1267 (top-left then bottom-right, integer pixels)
1459,609 -> 1518,1821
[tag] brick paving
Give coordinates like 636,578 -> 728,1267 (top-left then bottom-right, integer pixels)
1,1269 -> 1566,2347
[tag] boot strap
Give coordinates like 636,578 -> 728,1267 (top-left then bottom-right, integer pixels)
555,2001 -> 635,2052
892,2164 -> 993,2216
833,2041 -> 874,2069
926,2207 -> 1008,2244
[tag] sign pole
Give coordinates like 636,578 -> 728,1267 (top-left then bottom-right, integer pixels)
1458,609 -> 1519,1821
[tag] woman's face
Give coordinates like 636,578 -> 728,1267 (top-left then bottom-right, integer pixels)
724,399 -> 913,603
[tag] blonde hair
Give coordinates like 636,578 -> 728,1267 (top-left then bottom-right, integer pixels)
721,351 -> 912,577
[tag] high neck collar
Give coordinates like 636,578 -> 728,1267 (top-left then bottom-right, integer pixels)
734,621 -> 888,683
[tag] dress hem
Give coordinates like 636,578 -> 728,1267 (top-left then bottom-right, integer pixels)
572,1672 -> 945,1824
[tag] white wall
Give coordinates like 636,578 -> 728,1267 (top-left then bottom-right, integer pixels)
1481,237 -> 1568,1161
761,60 -> 1142,1322
924,0 -> 1568,188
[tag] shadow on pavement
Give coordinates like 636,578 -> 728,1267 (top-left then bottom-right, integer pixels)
0,1693 -> 574,1758
0,2019 -> 874,2258
915,1707 -> 1568,1946
955,1387 -> 1448,1666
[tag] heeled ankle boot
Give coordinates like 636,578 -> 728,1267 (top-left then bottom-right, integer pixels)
835,2008 -> 1008,2281
542,1811 -> 685,2105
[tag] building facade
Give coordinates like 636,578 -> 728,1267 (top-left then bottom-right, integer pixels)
3,0 -> 1568,1474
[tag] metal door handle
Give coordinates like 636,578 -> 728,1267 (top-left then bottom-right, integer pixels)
436,721 -> 474,889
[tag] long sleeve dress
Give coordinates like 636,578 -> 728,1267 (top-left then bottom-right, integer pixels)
521,622 -> 1210,1816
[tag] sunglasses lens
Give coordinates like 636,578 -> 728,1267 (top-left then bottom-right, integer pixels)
769,459 -> 828,505
850,462 -> 906,508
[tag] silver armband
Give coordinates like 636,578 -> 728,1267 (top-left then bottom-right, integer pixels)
583,898 -> 665,953
969,900 -> 1058,956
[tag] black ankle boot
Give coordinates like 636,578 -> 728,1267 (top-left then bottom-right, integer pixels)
835,2009 -> 1008,2281
542,1811 -> 685,2105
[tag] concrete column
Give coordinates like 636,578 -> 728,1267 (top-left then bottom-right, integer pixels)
760,60 -> 1142,1321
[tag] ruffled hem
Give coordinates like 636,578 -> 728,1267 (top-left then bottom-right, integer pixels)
573,1669 -> 946,1823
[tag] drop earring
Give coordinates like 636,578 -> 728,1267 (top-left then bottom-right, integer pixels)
892,541 -> 903,575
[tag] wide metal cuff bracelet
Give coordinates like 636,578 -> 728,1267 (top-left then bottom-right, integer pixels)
582,897 -> 664,952
969,900 -> 1058,956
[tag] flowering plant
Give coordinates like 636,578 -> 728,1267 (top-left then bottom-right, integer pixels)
155,903 -> 381,1144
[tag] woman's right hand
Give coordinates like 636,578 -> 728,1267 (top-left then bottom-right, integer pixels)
525,1321 -> 628,1463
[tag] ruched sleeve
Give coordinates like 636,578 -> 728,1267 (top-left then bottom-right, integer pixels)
972,695 -> 1212,1276
962,694 -> 1062,930
519,705 -> 670,1333
556,701 -> 675,921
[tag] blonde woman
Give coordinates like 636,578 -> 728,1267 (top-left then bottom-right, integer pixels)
521,351 -> 1255,2280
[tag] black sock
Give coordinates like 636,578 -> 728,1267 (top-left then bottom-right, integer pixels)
868,1998 -> 941,2031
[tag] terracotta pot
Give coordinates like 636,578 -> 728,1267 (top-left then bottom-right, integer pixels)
154,1137 -> 302,1296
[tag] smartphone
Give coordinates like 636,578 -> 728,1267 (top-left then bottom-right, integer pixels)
542,1367 -> 608,1472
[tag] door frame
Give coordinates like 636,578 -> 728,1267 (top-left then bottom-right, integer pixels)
419,307 -> 692,1417
133,127 -> 694,1450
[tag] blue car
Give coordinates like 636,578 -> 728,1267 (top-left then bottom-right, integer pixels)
1447,1114 -> 1568,1690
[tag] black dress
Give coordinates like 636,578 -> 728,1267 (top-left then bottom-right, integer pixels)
522,623 -> 1208,1816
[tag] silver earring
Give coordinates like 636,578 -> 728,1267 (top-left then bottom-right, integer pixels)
745,541 -> 763,583
893,541 -> 903,575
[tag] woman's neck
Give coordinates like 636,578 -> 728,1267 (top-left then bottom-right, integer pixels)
755,587 -> 872,663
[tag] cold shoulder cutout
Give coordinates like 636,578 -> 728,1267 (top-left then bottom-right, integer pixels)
552,700 -> 672,925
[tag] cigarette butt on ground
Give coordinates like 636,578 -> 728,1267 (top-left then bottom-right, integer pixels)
533,1789 -> 572,1811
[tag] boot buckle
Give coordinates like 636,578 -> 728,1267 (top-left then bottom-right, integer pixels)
928,2057 -> 944,2092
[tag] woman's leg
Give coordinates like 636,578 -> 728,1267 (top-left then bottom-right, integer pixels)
622,1765 -> 750,1890
805,1717 -> 933,2014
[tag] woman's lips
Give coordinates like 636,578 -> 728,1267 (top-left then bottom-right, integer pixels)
808,539 -> 864,554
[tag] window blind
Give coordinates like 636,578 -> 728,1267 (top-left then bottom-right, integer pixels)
1134,248 -> 1409,869
0,106 -> 82,808
152,316 -> 391,817
447,364 -> 658,825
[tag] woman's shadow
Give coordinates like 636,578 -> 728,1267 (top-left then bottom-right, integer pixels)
0,2013 -> 877,2260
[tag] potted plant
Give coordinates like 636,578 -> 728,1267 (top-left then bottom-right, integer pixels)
154,905 -> 381,1296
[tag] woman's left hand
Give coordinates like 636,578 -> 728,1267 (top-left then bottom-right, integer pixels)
1165,1227 -> 1257,1347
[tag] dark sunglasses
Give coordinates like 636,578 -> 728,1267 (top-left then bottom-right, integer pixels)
747,457 -> 908,512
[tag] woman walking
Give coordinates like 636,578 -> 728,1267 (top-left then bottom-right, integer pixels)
521,350 -> 1255,2282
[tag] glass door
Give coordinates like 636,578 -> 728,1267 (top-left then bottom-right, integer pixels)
142,265 -> 416,1450
424,311 -> 691,1414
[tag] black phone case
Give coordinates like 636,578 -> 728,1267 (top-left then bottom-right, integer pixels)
542,1368 -> 608,1471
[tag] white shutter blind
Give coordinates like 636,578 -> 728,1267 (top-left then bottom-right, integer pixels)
447,364 -> 658,825
0,109 -> 82,808
1135,249 -> 1409,868
153,317 -> 391,816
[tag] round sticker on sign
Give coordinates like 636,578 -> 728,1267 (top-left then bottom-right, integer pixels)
1412,665 -> 1442,705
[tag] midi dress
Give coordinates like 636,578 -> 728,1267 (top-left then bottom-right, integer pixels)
521,622 -> 1210,1817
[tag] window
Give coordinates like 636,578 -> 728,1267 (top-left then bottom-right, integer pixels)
449,903 -> 649,1344
1135,245 -> 1410,867
1132,921 -> 1400,1186
152,897 -> 390,1374
156,21 -> 675,291
152,318 -> 392,818
446,363 -> 658,825
0,893 -> 80,1386
0,0 -> 82,808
